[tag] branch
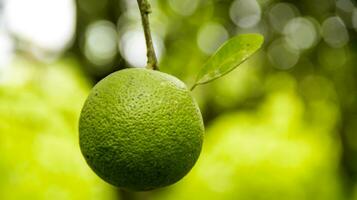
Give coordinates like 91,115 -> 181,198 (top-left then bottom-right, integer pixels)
137,0 -> 158,70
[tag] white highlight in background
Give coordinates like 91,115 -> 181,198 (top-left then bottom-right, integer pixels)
119,29 -> 164,68
197,22 -> 229,55
283,17 -> 319,50
322,16 -> 349,48
84,20 -> 118,66
4,0 -> 76,52
230,0 -> 261,28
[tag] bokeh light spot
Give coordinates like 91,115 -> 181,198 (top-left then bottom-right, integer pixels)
4,0 -> 76,52
283,17 -> 319,50
230,0 -> 261,28
84,20 -> 118,66
169,0 -> 199,16
336,0 -> 355,13
322,16 -> 349,48
0,31 -> 14,69
352,9 -> 357,32
268,3 -> 299,33
268,39 -> 300,70
119,29 -> 164,68
197,22 -> 229,55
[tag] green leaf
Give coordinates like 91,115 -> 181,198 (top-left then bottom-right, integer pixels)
192,33 -> 264,90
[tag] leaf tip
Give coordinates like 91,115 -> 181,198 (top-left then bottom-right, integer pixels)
252,33 -> 264,47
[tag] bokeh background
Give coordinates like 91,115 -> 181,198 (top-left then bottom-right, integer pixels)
1,0 -> 357,199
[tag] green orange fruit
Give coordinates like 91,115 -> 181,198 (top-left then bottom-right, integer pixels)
79,68 -> 204,191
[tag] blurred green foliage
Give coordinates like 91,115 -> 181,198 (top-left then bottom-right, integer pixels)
1,0 -> 357,199
154,73 -> 343,200
0,58 -> 117,200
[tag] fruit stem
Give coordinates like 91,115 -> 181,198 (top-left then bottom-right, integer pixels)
137,0 -> 158,70
190,84 -> 198,91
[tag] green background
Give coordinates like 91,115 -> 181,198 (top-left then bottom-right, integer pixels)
0,0 -> 357,199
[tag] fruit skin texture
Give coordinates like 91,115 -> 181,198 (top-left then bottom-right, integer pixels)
79,68 -> 204,191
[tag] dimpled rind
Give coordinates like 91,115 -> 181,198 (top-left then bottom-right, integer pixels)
79,68 -> 204,191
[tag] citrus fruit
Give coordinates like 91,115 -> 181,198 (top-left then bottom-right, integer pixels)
79,68 -> 204,191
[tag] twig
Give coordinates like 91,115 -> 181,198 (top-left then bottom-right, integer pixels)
190,84 -> 198,91
137,0 -> 158,70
